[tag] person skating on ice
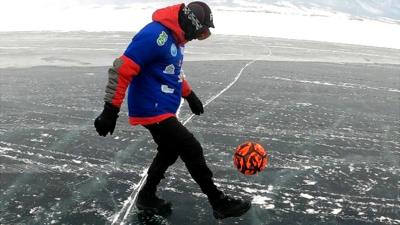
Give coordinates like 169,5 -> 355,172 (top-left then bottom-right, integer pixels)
94,1 -> 251,219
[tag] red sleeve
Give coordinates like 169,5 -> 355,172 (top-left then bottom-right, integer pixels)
104,55 -> 141,108
181,79 -> 192,98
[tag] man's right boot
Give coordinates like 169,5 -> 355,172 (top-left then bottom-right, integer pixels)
135,189 -> 172,215
209,193 -> 251,219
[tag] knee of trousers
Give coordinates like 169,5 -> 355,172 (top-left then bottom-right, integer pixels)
157,147 -> 179,165
179,138 -> 209,164
179,135 -> 203,156
165,153 -> 179,166
180,145 -> 213,178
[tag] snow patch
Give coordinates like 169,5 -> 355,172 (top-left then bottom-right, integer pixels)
265,76 -> 399,93
252,195 -> 273,205
242,187 -> 258,194
296,103 -> 312,107
306,208 -> 318,214
29,206 -> 43,214
332,208 -> 342,215
263,204 -> 275,209
336,198 -> 344,202
191,192 -> 204,198
252,195 -> 275,210
377,216 -> 393,223
349,164 -> 355,172
72,159 -> 82,164
300,193 -> 314,199
303,180 -> 317,185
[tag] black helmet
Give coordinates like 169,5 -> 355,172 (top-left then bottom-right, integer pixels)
187,1 -> 214,28
179,1 -> 214,41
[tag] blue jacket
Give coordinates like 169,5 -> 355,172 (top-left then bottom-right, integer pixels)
126,22 -> 184,118
103,4 -> 192,125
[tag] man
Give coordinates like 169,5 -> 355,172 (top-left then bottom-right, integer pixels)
94,2 -> 251,219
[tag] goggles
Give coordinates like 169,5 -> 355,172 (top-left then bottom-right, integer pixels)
196,26 -> 211,40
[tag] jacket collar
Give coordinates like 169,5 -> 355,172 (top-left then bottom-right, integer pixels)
152,4 -> 187,45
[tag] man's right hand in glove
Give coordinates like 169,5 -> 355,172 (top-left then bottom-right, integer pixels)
94,103 -> 120,137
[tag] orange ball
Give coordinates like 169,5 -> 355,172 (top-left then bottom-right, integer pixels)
233,142 -> 268,175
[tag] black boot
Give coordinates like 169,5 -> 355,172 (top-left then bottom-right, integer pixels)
209,194 -> 251,219
136,190 -> 172,215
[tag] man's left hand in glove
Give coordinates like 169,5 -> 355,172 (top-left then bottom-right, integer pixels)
185,91 -> 204,115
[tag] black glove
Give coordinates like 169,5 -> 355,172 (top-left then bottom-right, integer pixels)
185,91 -> 204,115
94,103 -> 119,137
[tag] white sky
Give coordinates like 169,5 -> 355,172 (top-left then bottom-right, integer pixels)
1,0 -> 400,49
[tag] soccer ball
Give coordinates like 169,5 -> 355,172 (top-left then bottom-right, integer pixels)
233,142 -> 268,175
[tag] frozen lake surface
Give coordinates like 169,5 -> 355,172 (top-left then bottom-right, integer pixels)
0,32 -> 399,225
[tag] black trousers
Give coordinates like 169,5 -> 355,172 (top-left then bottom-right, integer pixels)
143,117 -> 222,199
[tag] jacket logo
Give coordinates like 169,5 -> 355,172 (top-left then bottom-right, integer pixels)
170,43 -> 177,57
163,64 -> 175,75
157,31 -> 168,46
161,85 -> 174,94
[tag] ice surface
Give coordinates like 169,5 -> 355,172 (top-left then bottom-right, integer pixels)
0,34 -> 399,224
